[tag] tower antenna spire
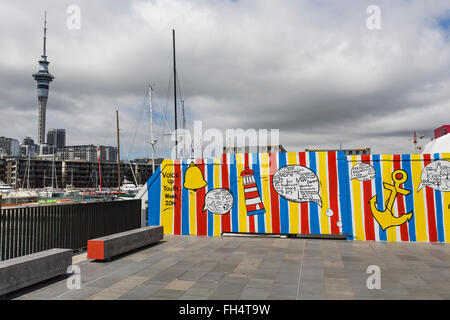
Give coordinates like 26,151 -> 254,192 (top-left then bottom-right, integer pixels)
43,11 -> 47,58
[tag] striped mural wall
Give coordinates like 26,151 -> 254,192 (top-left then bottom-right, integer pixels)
147,151 -> 450,243
347,153 -> 450,242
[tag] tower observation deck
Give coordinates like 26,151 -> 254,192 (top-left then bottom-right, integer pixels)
32,12 -> 54,145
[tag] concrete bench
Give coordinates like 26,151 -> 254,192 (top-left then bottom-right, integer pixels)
87,226 -> 163,261
0,248 -> 72,297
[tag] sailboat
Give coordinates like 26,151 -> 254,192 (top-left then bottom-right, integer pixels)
4,154 -> 39,205
39,143 -> 64,198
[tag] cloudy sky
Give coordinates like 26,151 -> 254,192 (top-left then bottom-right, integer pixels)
1,0 -> 450,159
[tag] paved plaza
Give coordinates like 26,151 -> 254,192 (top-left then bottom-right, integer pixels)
7,235 -> 450,300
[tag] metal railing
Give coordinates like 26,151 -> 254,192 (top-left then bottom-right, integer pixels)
0,200 -> 141,261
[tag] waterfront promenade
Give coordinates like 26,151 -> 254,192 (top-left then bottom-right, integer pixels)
7,235 -> 450,300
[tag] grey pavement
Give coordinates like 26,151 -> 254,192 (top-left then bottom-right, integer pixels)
6,235 -> 450,300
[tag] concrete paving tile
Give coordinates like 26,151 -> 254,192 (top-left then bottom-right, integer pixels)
239,287 -> 270,300
179,294 -> 208,300
86,275 -> 124,289
185,287 -> 216,297
247,278 -> 274,289
109,276 -> 148,291
270,283 -> 298,299
297,291 -> 327,300
326,291 -> 355,299
87,288 -> 127,300
177,270 -> 209,281
150,268 -> 187,281
212,263 -> 238,273
199,272 -> 226,282
214,282 -> 246,295
274,272 -> 300,284
208,293 -> 240,300
150,288 -> 186,299
117,284 -> 160,300
164,280 -> 196,291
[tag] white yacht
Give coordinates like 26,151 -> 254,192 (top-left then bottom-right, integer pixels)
121,179 -> 140,195
0,181 -> 13,193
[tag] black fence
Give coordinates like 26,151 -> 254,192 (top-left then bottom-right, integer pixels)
0,200 -> 141,261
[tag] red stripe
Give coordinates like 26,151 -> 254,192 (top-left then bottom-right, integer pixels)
393,155 -> 409,241
245,153 -> 255,233
361,155 -> 375,240
221,154 -> 231,233
327,152 -> 340,235
299,152 -> 310,234
196,159 -> 207,236
269,153 -> 280,233
244,191 -> 260,199
243,183 -> 257,189
173,159 -> 182,235
423,154 -> 438,242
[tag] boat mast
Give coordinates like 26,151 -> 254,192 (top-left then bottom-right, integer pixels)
27,152 -> 31,189
116,110 -> 121,194
181,99 -> 186,158
97,146 -> 103,191
149,85 -> 156,173
173,29 -> 178,159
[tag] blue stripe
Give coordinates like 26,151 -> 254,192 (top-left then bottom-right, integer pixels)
181,159 -> 190,235
207,159 -> 215,237
147,164 -> 161,226
278,153 -> 290,233
229,154 -> 239,232
402,154 -> 416,242
372,154 -> 387,241
337,151 -> 353,239
433,154 -> 445,242
252,153 -> 266,233
308,152 -> 320,234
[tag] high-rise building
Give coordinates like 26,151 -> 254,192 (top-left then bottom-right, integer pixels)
32,12 -> 54,145
57,145 -> 118,162
47,129 -> 66,148
0,137 -> 20,156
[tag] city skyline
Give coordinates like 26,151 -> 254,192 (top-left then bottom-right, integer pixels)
1,1 -> 450,159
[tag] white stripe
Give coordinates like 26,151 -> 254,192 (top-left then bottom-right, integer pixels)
246,197 -> 262,205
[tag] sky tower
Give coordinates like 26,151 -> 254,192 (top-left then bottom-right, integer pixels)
32,12 -> 54,145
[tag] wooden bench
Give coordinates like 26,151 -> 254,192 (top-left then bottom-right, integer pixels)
0,248 -> 72,297
87,226 -> 163,261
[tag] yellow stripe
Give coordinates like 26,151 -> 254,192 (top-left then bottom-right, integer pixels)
318,152 -> 330,234
287,152 -> 299,234
213,158 -> 221,237
381,155 -> 396,241
351,156 -> 365,240
410,154 -> 427,242
442,153 -> 450,242
260,153 -> 272,233
187,162 -> 196,235
160,160 -> 174,234
236,153 -> 247,233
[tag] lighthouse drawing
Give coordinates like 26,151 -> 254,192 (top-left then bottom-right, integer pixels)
240,167 -> 266,216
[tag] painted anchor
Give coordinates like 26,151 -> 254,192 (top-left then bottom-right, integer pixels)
369,169 -> 413,231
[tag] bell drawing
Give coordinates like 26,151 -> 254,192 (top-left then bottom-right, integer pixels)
184,162 -> 208,190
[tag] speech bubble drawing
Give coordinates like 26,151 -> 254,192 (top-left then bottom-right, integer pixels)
203,188 -> 234,215
272,165 -> 322,207
417,160 -> 450,192
351,163 -> 376,181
